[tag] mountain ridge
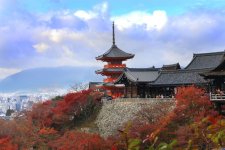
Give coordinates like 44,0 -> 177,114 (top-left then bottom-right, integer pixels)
0,66 -> 101,92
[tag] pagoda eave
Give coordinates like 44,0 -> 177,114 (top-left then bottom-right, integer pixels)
96,56 -> 134,62
96,71 -> 123,76
95,68 -> 124,75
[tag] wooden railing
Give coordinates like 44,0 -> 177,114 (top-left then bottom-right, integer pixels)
104,64 -> 126,69
210,93 -> 225,102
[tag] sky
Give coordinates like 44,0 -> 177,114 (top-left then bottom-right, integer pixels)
1,0 -> 225,79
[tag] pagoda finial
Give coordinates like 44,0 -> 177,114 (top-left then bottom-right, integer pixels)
112,21 -> 115,45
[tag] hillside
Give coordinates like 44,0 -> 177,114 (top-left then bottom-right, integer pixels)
0,87 -> 224,149
96,99 -> 175,137
0,66 -> 102,92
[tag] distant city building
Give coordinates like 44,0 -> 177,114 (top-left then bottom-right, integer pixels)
0,91 -> 64,118
16,102 -> 22,111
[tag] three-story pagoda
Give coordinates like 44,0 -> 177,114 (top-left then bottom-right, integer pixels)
96,22 -> 135,99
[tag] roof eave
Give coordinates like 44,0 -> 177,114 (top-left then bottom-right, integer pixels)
151,82 -> 208,86
96,55 -> 134,61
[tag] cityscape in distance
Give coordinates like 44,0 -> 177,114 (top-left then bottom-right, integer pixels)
0,66 -> 101,118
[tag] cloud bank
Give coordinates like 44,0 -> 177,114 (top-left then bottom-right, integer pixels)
1,1 -> 225,78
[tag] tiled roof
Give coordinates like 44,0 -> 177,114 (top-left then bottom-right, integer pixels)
202,71 -> 225,77
96,45 -> 134,60
185,51 -> 225,70
161,63 -> 181,71
116,67 -> 159,83
153,70 -> 208,86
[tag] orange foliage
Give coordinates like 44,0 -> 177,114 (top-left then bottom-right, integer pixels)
52,89 -> 101,126
175,85 -> 211,112
50,130 -> 111,150
39,127 -> 57,135
172,85 -> 213,126
0,86 -> 222,149
28,100 -> 54,127
0,136 -> 17,150
0,90 -> 103,149
119,86 -> 215,148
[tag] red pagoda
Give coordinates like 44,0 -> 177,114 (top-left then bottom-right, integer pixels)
96,22 -> 135,99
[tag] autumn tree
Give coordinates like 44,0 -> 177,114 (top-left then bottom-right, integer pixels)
112,86 -> 217,149
52,89 -> 102,129
28,100 -> 54,128
0,136 -> 17,150
49,130 -> 111,150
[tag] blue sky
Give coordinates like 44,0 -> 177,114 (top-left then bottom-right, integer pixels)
1,0 -> 225,79
14,0 -> 225,15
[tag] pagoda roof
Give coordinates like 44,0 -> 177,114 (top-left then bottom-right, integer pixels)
153,70 -> 208,86
116,67 -> 159,83
96,44 -> 135,61
96,22 -> 134,61
185,51 -> 225,70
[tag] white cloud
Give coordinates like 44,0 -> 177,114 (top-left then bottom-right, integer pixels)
33,43 -> 49,53
74,10 -> 97,20
170,13 -> 218,38
41,29 -> 65,43
74,2 -> 108,20
0,68 -> 21,79
1,1 -> 225,71
112,10 -> 168,31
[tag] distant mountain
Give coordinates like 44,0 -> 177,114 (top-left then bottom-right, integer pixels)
0,66 -> 102,92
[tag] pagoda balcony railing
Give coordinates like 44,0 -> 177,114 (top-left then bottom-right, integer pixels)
104,78 -> 117,83
210,93 -> 225,102
104,64 -> 126,69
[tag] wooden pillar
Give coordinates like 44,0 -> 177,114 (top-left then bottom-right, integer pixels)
215,102 -> 222,114
125,85 -> 127,98
131,83 -> 133,98
143,84 -> 147,98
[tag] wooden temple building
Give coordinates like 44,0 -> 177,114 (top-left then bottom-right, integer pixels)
94,22 -> 225,112
114,52 -> 225,98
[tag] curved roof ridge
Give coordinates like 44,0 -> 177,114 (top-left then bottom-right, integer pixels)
115,67 -> 160,83
96,44 -> 135,60
124,68 -> 138,82
153,69 -> 208,86
160,69 -> 209,74
193,51 -> 225,57
185,51 -> 225,70
184,54 -> 197,69
162,63 -> 180,67
126,67 -> 159,71
152,71 -> 163,83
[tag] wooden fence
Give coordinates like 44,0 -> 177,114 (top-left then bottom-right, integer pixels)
210,93 -> 225,102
